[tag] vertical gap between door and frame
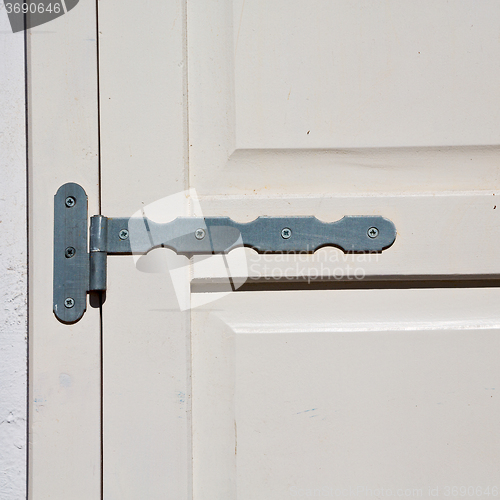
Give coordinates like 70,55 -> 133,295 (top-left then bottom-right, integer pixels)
24,12 -> 30,500
94,0 -> 104,497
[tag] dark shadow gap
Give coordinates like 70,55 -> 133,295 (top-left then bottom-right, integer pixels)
24,11 -> 29,500
192,277 -> 500,294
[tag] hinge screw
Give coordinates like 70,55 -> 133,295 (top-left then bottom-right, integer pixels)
195,228 -> 206,240
367,227 -> 379,238
65,246 -> 76,258
64,297 -> 75,308
119,229 -> 129,240
65,196 -> 76,208
281,227 -> 292,239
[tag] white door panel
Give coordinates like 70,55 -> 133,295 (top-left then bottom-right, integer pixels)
188,0 -> 500,195
29,4 -> 101,498
30,0 -> 500,498
193,289 -> 500,499
97,1 -> 191,498
186,0 -> 500,282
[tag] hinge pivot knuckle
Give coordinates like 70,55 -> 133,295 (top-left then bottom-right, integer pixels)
89,215 -> 108,292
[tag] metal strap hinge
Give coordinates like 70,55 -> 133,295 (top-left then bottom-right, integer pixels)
54,183 -> 397,323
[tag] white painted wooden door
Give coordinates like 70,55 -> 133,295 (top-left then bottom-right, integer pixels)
192,289 -> 500,499
29,0 -> 500,498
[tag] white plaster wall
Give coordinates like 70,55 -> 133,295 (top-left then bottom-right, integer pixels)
0,5 -> 27,499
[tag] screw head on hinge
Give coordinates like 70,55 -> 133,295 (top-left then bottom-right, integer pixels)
65,246 -> 76,258
119,229 -> 129,240
281,227 -> 292,239
367,227 -> 379,239
64,297 -> 75,308
65,196 -> 76,208
194,228 -> 206,240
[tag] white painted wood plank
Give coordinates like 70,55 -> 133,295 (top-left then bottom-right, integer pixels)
28,2 -> 101,498
190,193 -> 500,281
192,289 -> 500,499
188,0 -> 500,196
0,9 -> 27,499
193,147 -> 500,197
98,1 -> 191,498
233,0 -> 500,149
186,0 -> 500,280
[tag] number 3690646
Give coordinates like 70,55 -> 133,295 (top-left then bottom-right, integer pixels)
5,2 -> 62,14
